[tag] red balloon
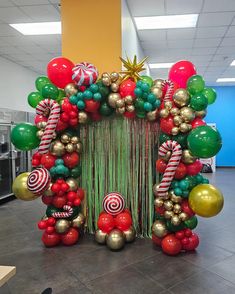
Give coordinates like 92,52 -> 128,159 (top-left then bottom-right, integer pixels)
67,191 -> 77,202
38,220 -> 47,230
61,228 -> 79,246
77,188 -> 85,201
97,213 -> 115,233
119,79 -> 136,98
175,230 -> 185,240
34,114 -> 47,125
169,60 -> 196,88
191,118 -> 206,129
186,160 -> 202,176
47,217 -> 56,226
155,206 -> 165,216
46,226 -> 55,235
90,112 -> 102,121
156,159 -> 167,173
152,234 -> 162,246
115,212 -> 132,231
175,162 -> 187,179
73,198 -> 81,206
181,200 -> 195,217
52,195 -> 67,208
42,195 -> 53,205
42,231 -> 60,247
41,153 -> 56,170
61,98 -> 73,113
161,234 -> 182,256
85,100 -> 100,113
56,118 -> 69,132
123,111 -> 136,119
160,116 -> 174,135
47,57 -> 74,89
182,233 -> 199,251
63,152 -> 79,168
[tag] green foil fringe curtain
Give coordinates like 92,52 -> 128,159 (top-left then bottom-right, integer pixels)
80,117 -> 159,237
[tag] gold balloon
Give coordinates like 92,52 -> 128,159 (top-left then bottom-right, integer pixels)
171,215 -> 181,226
164,200 -> 174,211
50,140 -> 65,156
108,93 -> 121,108
66,178 -> 78,191
126,105 -> 135,113
123,226 -> 136,243
76,142 -> 82,153
179,123 -> 190,133
117,107 -> 126,114
182,149 -> 196,164
173,204 -> 181,214
106,229 -> 125,250
12,173 -> 38,201
61,134 -> 70,144
152,220 -> 168,238
164,210 -> 174,219
170,107 -> 180,116
110,72 -> 119,82
52,132 -> 57,139
154,198 -> 164,207
153,79 -> 164,89
72,213 -> 85,228
159,109 -> 169,118
95,229 -> 107,244
153,184 -> 160,197
169,191 -> 182,203
37,121 -> 47,129
147,110 -> 158,121
161,150 -> 171,162
65,143 -> 75,153
173,88 -> 190,107
179,212 -> 189,221
195,109 -> 207,118
55,219 -> 70,234
37,130 -> 44,139
189,184 -> 224,217
70,136 -> 79,144
102,72 -> 110,79
180,107 -> 195,123
43,182 -> 54,197
102,76 -> 111,86
124,95 -> 133,105
65,83 -> 78,97
151,86 -> 163,99
171,127 -> 179,136
173,115 -> 183,126
78,111 -> 88,124
116,99 -> 125,108
110,82 -> 119,92
164,101 -> 173,110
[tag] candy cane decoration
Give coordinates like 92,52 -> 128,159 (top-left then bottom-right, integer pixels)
36,99 -> 60,154
52,205 -> 73,218
157,140 -> 182,197
103,192 -> 125,216
162,80 -> 175,102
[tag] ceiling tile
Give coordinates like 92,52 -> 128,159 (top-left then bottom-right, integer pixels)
141,40 -> 167,50
21,44 -> 48,54
0,7 -> 31,23
196,27 -> 227,38
127,0 -> 165,16
138,30 -> 167,42
203,0 -> 235,12
198,12 -> 234,27
220,37 -> 235,46
0,46 -> 27,55
20,4 -> 60,21
11,0 -> 50,4
190,55 -> 213,66
216,46 -> 235,54
168,39 -> 193,49
0,24 -> 20,36
167,28 -> 196,40
0,0 -> 14,7
226,26 -> 235,37
192,47 -> 216,55
194,38 -> 221,48
166,0 -> 203,14
209,59 -> 232,67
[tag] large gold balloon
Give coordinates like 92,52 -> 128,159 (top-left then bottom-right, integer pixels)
12,173 -> 38,201
152,220 -> 168,238
189,184 -> 224,217
50,140 -> 65,156
72,213 -> 85,228
173,89 -> 190,107
180,107 -> 195,122
66,178 -> 78,191
95,229 -> 107,244
55,219 -> 70,234
108,93 -> 121,108
123,226 -> 136,243
106,229 -> 125,250
182,149 -> 196,164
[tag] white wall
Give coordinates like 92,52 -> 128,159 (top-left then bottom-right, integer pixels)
121,0 -> 150,75
0,56 -> 38,113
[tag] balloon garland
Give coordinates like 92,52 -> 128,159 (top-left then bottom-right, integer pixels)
10,56 -> 223,254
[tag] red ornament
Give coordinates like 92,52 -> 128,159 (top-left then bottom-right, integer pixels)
152,234 -> 162,246
62,152 -> 79,169
73,198 -> 81,206
47,217 -> 56,226
67,191 -> 77,202
175,230 -> 185,240
51,182 -> 61,194
160,116 -> 174,135
161,234 -> 182,256
115,212 -> 132,231
97,213 -> 115,233
169,60 -> 197,88
186,160 -> 202,176
181,200 -> 195,217
77,188 -> 85,201
52,195 -> 67,209
191,118 -> 206,129
184,228 -> 192,237
41,153 -> 56,170
182,233 -> 199,251
174,162 -> 187,179
61,228 -> 79,246
38,220 -> 47,230
156,159 -> 167,173
47,57 -> 74,89
42,231 -> 61,247
85,99 -> 100,113
46,226 -> 55,235
119,79 -> 136,98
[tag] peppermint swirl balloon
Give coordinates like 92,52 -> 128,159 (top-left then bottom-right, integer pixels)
27,168 -> 51,195
102,192 -> 125,216
72,62 -> 98,86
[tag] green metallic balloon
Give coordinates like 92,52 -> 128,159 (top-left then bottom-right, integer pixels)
56,89 -> 66,102
159,132 -> 172,144
190,93 -> 208,111
136,111 -> 146,119
97,80 -> 110,99
184,216 -> 198,229
166,220 -> 185,232
35,76 -> 50,92
27,91 -> 43,108
135,98 -> 145,111
202,87 -> 217,105
42,83 -> 59,100
11,123 -> 39,151
99,102 -> 114,116
187,126 -> 222,158
70,165 -> 82,178
141,75 -> 153,87
173,133 -> 188,148
187,75 -> 205,95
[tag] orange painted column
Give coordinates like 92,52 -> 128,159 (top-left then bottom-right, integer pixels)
61,0 -> 122,74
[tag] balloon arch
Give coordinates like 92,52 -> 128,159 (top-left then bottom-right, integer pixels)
11,56 -> 223,255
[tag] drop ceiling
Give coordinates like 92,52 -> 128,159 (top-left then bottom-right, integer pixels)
0,0 -> 235,85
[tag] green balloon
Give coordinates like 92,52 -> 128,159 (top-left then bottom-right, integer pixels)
187,126 -> 222,158
35,76 -> 50,92
173,133 -> 188,148
11,123 -> 39,151
141,75 -> 153,87
190,93 -> 208,111
27,91 -> 43,108
56,89 -> 66,102
187,75 -> 205,95
166,220 -> 185,232
135,98 -> 145,111
185,216 -> 198,229
42,83 -> 59,100
159,132 -> 172,144
202,87 -> 217,105
99,102 -> 114,116
70,165 -> 82,178
136,111 -> 146,118
97,80 -> 110,99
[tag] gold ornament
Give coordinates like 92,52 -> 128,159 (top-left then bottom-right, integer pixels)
78,111 -> 88,124
173,88 -> 190,107
164,101 -> 173,110
126,105 -> 135,113
154,198 -> 164,207
116,99 -> 125,108
12,173 -> 38,201
70,136 -> 79,144
37,130 -> 44,139
61,134 -> 70,144
102,72 -> 110,79
152,220 -> 168,238
173,204 -> 182,214
110,82 -> 119,92
43,183 -> 54,197
37,121 -> 47,129
195,109 -> 207,118
50,140 -> 65,156
123,226 -> 136,243
117,107 -> 126,114
180,107 -> 195,123
169,192 -> 182,204
164,200 -> 174,211
151,86 -> 163,99
153,79 -> 164,89
171,127 -> 179,136
171,215 -> 181,226
164,210 -> 174,219
76,142 -> 82,153
55,219 -> 70,234
106,229 -> 125,250
120,55 -> 148,82
66,178 -> 78,191
182,150 -> 196,164
173,115 -> 183,126
95,229 -> 107,244
170,107 -> 180,116
179,212 -> 189,221
101,73 -> 111,86
65,143 -> 75,153
108,93 -> 121,108
179,123 -> 190,133
65,83 -> 78,97
124,95 -> 133,105
110,72 -> 119,82
147,110 -> 158,122
72,213 -> 85,228
159,109 -> 169,118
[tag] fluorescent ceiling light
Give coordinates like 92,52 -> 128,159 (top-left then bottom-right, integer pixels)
216,78 -> 235,82
134,14 -> 198,30
230,60 -> 235,66
149,63 -> 174,69
9,22 -> 61,35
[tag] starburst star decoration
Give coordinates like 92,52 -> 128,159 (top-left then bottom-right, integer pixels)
120,55 -> 148,82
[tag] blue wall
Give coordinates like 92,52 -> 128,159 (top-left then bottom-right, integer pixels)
205,86 -> 235,166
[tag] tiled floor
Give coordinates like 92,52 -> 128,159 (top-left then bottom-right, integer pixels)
0,168 -> 235,294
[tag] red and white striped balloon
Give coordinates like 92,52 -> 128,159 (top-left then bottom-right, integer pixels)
157,140 -> 182,197
27,167 -> 51,195
72,62 -> 98,86
52,205 -> 73,218
102,192 -> 125,216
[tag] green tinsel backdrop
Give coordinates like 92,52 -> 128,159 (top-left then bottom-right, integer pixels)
80,117 -> 159,237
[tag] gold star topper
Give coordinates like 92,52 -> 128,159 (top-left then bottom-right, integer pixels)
120,55 -> 148,82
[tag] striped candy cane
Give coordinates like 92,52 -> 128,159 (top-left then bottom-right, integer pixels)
52,205 -> 73,218
157,140 -> 182,197
162,80 -> 175,102
36,99 -> 60,154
